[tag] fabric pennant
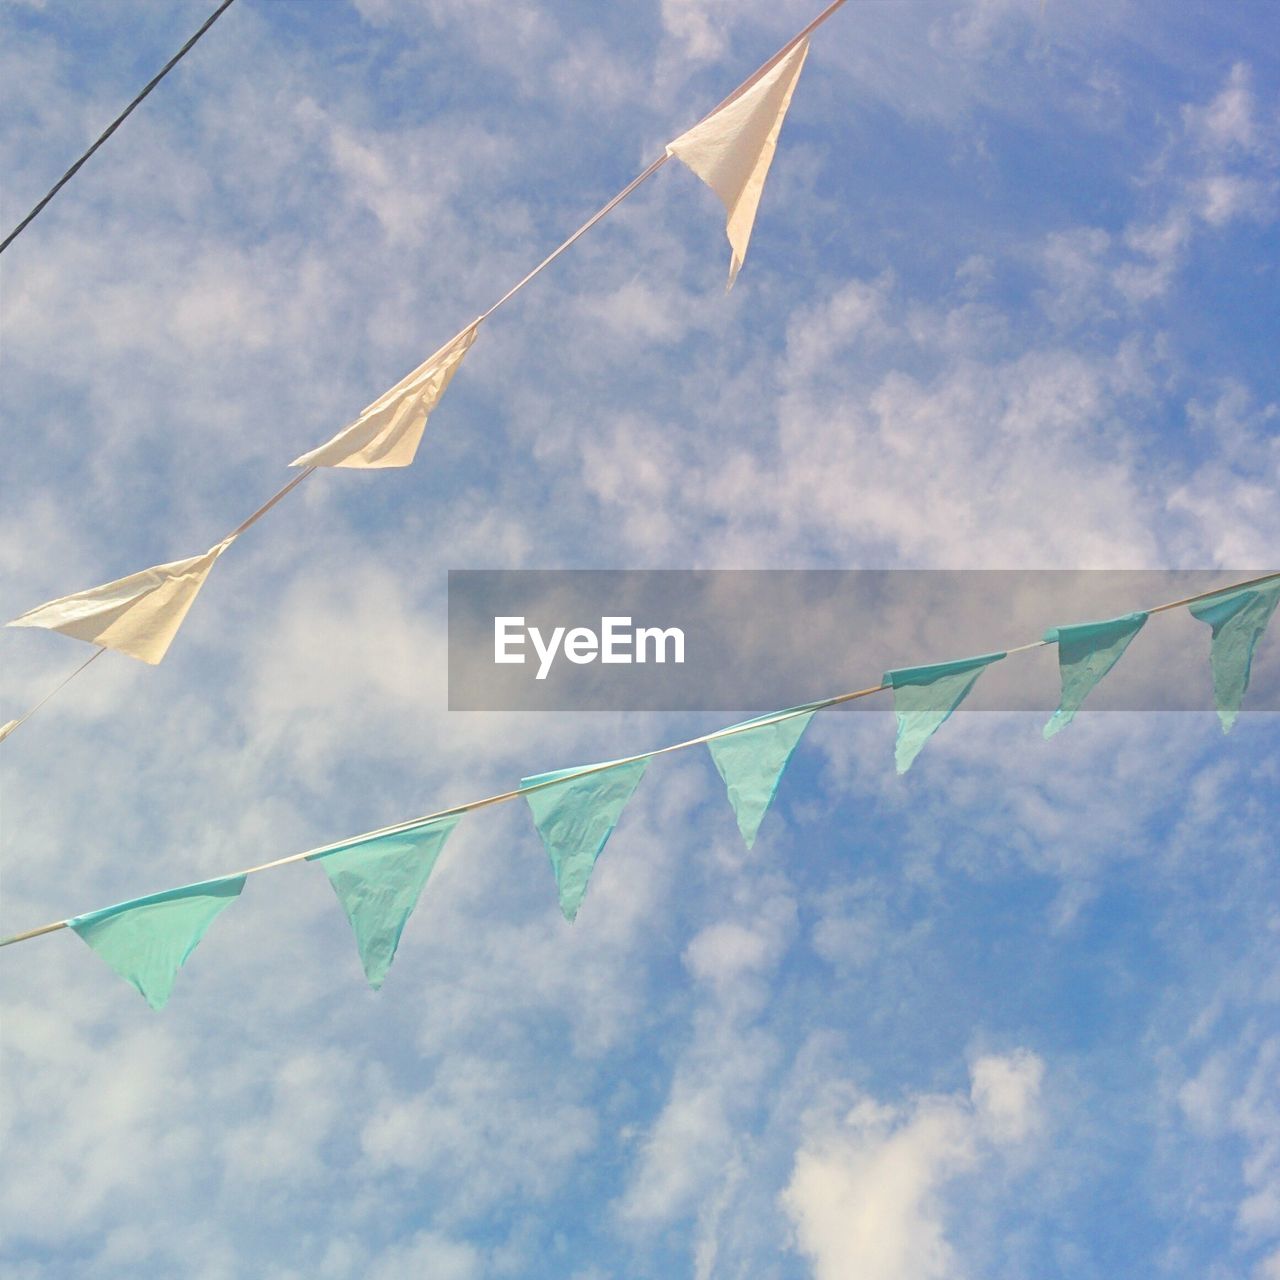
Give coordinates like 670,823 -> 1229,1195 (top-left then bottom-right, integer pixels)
306,815 -> 459,989
1189,578 -> 1280,733
521,757 -> 648,922
1043,612 -> 1148,739
666,37 -> 810,289
68,874 -> 246,1010
7,538 -> 234,664
0,719 -> 18,744
885,652 -> 1007,774
707,704 -> 821,848
292,325 -> 478,469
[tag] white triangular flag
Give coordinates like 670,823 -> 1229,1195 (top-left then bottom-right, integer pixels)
7,538 -> 234,664
666,37 -> 810,289
0,720 -> 18,744
291,324 -> 478,469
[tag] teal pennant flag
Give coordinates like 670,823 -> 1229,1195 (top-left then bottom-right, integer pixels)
1189,578 -> 1280,733
69,874 -> 246,1010
706,704 -> 821,848
1043,612 -> 1147,739
307,815 -> 460,989
522,757 -> 649,922
884,652 -> 1006,774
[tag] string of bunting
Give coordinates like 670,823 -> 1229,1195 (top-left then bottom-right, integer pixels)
1,571 -> 1275,1008
1,1 -> 842,744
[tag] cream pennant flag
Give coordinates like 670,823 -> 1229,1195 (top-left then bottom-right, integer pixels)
7,538 -> 235,665
666,37 -> 810,289
291,324 -> 479,469
0,719 -> 18,744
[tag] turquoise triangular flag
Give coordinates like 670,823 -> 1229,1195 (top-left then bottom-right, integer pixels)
1189,578 -> 1280,733
69,874 -> 246,1010
522,756 -> 648,921
1043,611 -> 1148,739
306,815 -> 460,989
884,652 -> 1006,774
706,704 -> 820,848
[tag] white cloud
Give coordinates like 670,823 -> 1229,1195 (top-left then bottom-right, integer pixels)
970,1049 -> 1045,1143
1114,62 -> 1276,303
780,1050 -> 1045,1280
660,0 -> 732,63
683,915 -> 787,990
1183,63 -> 1258,155
218,1050 -> 351,1185
620,885 -> 796,1224
358,1052 -> 598,1215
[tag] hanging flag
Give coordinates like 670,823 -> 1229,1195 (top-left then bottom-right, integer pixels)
1043,611 -> 1148,739
6,538 -> 234,665
1189,579 -> 1280,733
666,37 -> 810,289
306,815 -> 460,989
884,652 -> 1007,774
521,756 -> 648,922
68,874 -> 246,1010
291,325 -> 479,469
706,703 -> 821,848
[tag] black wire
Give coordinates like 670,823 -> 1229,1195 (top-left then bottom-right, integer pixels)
0,0 -> 239,257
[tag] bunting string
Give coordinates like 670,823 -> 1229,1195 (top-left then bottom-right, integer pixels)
0,648 -> 105,745
1,0 -> 850,743
1,570 -> 1274,1004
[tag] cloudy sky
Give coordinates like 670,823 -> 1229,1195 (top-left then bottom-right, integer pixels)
0,0 -> 1277,1276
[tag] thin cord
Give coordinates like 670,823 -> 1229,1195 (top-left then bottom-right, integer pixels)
224,466 -> 316,541
0,0 -> 852,745
0,0 -> 239,256
477,156 -> 672,324
1,569 -> 1274,950
0,648 -> 106,745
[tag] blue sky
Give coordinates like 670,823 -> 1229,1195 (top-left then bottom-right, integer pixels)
0,1 -> 1278,1276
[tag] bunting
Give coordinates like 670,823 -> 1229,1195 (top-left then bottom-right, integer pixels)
521,757 -> 649,921
306,816 -> 459,989
1189,579 -> 1280,733
2,571 -> 1277,1009
291,325 -> 480,470
68,875 -> 246,1009
7,2 -> 1275,1017
1043,612 -> 1148,739
706,704 -> 819,847
7,538 -> 234,665
666,37 -> 811,289
884,653 -> 1007,773
0,8 -> 842,729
